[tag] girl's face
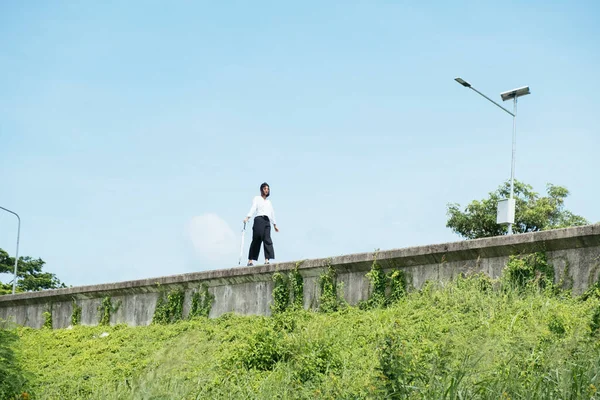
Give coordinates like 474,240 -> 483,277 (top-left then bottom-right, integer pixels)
262,186 -> 270,196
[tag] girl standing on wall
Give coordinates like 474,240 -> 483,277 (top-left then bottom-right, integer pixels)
243,182 -> 279,266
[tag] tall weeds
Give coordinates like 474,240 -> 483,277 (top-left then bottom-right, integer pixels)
13,255 -> 600,399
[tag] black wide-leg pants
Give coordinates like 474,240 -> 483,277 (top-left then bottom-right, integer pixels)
248,216 -> 274,261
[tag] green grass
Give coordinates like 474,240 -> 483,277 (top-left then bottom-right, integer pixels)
5,273 -> 600,399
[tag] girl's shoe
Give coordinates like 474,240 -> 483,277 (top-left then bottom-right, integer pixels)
247,261 -> 254,267
264,260 -> 270,265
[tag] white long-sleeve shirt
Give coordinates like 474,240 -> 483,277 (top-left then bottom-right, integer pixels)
247,196 -> 277,225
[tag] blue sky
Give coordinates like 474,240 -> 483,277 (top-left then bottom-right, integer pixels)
1,1 -> 599,287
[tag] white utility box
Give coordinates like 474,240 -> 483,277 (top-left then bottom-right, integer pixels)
497,198 -> 516,225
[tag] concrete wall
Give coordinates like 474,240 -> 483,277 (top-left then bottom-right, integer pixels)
1,224 -> 600,329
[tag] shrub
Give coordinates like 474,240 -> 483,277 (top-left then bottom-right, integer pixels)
590,305 -> 600,336
0,320 -> 29,398
236,327 -> 290,371
502,252 -> 554,291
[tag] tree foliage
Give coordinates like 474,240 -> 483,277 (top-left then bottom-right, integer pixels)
446,180 -> 588,239
0,248 -> 66,295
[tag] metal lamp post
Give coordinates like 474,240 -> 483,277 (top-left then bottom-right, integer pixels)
0,206 -> 21,294
454,77 -> 531,235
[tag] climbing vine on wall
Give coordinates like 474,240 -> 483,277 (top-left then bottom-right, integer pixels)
271,272 -> 290,314
502,251 -> 554,291
153,289 -> 185,324
71,300 -> 82,326
365,255 -> 387,308
42,304 -> 53,329
388,269 -> 408,303
189,284 -> 214,319
362,252 -> 409,309
289,262 -> 304,311
271,262 -> 305,314
318,262 -> 345,313
98,296 -> 121,326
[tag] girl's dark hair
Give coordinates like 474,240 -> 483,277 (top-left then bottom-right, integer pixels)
260,182 -> 270,197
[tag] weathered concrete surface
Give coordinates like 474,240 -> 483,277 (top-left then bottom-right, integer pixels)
1,224 -> 599,329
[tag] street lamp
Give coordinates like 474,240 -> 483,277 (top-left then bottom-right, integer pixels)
0,206 -> 21,294
454,77 -> 531,235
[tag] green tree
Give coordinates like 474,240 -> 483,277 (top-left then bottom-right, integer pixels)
446,180 -> 588,239
0,248 -> 66,295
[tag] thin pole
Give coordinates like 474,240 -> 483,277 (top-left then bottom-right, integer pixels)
0,206 -> 21,294
464,83 -> 516,235
507,96 -> 518,235
238,222 -> 246,265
